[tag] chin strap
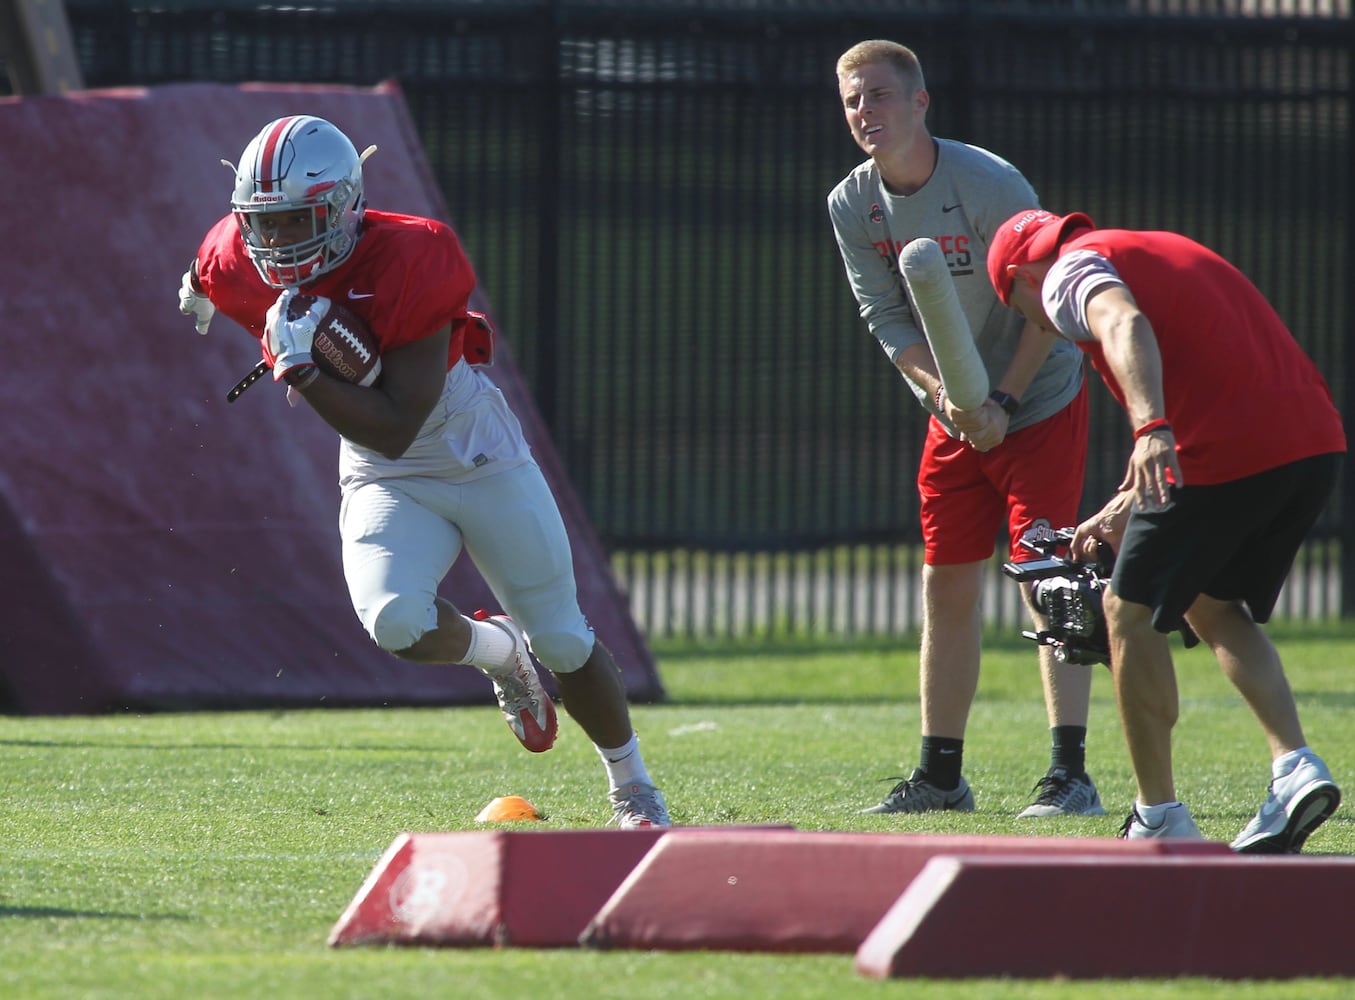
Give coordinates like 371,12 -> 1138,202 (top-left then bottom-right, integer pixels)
226,360 -> 270,403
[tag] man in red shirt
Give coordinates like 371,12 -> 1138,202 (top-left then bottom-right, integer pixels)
178,115 -> 670,828
986,209 -> 1344,851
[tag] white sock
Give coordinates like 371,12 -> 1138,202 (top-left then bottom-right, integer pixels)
597,733 -> 652,789
1273,746 -> 1310,777
1135,800 -> 1183,826
460,616 -> 517,675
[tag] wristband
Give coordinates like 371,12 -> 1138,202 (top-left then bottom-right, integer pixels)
988,390 -> 1020,417
284,365 -> 320,391
1133,418 -> 1173,440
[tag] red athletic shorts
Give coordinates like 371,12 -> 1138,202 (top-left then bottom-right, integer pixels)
918,385 -> 1088,565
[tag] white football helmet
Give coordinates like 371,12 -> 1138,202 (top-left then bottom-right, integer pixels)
230,116 -> 367,288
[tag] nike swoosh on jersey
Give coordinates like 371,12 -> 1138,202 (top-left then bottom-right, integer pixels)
348,290 -> 375,299
941,203 -> 962,213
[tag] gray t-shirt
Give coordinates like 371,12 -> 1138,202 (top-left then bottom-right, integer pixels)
827,138 -> 1083,434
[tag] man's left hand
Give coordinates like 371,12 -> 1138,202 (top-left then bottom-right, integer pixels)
1072,492 -> 1134,561
178,268 -> 215,335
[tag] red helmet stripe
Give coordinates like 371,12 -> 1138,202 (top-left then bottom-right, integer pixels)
254,116 -> 306,192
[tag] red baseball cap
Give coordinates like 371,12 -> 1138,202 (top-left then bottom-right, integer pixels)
987,209 -> 1096,305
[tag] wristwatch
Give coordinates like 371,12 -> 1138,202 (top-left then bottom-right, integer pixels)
989,390 -> 1020,416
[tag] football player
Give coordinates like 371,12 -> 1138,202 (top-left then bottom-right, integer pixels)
179,115 -> 670,828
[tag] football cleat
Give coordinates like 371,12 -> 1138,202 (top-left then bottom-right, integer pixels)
607,782 -> 672,829
474,611 -> 558,753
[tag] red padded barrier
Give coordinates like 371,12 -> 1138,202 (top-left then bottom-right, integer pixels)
579,830 -> 1228,953
0,82 -> 661,712
328,830 -> 670,948
856,854 -> 1355,979
328,826 -> 792,948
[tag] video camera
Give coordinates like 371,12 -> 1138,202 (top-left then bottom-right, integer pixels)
1001,527 -> 1113,666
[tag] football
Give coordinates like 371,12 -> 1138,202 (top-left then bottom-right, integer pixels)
288,294 -> 383,387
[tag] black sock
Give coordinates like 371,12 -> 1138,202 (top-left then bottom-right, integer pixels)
919,736 -> 964,790
1050,725 -> 1087,777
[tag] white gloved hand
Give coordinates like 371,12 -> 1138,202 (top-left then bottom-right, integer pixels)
178,268 -> 215,335
264,289 -> 326,384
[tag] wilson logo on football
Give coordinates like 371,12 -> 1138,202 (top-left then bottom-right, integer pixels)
297,297 -> 383,387
314,332 -> 363,381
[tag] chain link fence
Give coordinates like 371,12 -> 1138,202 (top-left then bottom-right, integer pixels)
16,0 -> 1351,635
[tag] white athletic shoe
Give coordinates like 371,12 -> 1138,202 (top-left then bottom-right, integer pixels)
1231,752 -> 1341,854
1118,802 -> 1204,840
607,782 -> 672,829
474,611 -> 558,753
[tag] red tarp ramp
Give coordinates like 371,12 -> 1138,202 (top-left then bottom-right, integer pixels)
578,829 -> 1229,954
328,830 -> 673,949
856,854 -> 1355,979
0,81 -> 661,713
328,825 -> 795,949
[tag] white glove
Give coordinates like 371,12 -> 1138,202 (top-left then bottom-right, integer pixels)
178,268 -> 215,335
264,289 -> 327,384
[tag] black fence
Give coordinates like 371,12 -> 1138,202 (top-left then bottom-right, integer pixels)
20,0 -> 1353,635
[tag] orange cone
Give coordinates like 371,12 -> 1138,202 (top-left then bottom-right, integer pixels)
475,795 -> 543,822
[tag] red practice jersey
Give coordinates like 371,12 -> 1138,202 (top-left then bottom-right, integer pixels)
194,209 -> 478,369
1059,229 -> 1345,484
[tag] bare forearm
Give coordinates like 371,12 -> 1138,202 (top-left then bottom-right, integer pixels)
293,377 -> 429,459
1100,313 -> 1168,427
895,342 -> 943,401
996,319 -> 1057,399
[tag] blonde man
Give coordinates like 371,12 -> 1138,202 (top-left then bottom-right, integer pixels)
829,41 -> 1098,818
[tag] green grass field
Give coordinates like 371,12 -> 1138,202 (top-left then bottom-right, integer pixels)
2,623 -> 1352,998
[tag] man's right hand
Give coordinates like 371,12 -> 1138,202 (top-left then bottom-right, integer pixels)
178,267 -> 215,335
947,395 -> 1006,453
263,289 -> 322,384
1072,492 -> 1133,561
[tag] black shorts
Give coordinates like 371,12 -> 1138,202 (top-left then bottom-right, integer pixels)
1111,452 -> 1341,633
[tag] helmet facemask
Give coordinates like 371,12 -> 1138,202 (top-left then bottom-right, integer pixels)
228,116 -> 370,289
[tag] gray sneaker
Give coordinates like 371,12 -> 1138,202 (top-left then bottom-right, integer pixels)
859,769 -> 975,815
607,782 -> 672,829
1117,802 -> 1204,840
1017,768 -> 1107,819
1231,752 -> 1341,854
